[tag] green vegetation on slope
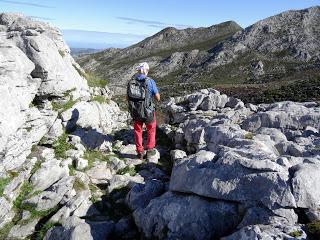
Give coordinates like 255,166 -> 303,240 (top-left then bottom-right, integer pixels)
306,221 -> 320,240
0,177 -> 11,197
157,50 -> 320,103
77,21 -> 241,82
53,132 -> 73,159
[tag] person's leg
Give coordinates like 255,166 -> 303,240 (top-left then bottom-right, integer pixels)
146,113 -> 156,150
133,120 -> 144,154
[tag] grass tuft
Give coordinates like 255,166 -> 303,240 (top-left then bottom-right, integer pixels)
72,64 -> 108,88
0,222 -> 15,240
244,132 -> 254,140
85,72 -> 109,88
0,178 -> 11,197
83,150 -> 111,169
58,50 -> 65,58
306,221 -> 320,240
117,166 -> 136,176
288,230 -> 303,237
13,181 -> 33,209
91,95 -> 109,104
34,221 -> 61,240
69,165 -> 76,176
73,177 -> 87,192
52,99 -> 77,113
30,160 -> 42,176
53,133 -> 73,159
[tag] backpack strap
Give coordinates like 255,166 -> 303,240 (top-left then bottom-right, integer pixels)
144,77 -> 150,90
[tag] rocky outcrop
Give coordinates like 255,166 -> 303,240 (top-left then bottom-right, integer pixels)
205,6 -> 320,67
132,88 -> 320,239
0,12 -> 126,173
0,13 -> 129,239
134,191 -> 241,240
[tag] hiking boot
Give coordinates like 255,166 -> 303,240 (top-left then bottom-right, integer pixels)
146,149 -> 157,160
137,152 -> 144,160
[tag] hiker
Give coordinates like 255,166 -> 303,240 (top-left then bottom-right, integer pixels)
127,62 -> 160,160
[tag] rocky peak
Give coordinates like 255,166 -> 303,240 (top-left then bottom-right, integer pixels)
205,6 -> 320,68
130,20 -> 242,55
77,6 -> 319,100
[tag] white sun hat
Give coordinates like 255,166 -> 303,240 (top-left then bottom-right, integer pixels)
135,62 -> 150,71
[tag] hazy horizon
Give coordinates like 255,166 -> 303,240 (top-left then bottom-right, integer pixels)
62,29 -> 147,49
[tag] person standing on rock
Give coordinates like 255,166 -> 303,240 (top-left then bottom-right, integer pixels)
127,62 -> 160,160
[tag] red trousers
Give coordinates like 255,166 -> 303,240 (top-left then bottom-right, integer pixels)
133,114 -> 156,154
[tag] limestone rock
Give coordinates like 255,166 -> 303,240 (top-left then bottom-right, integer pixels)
0,197 -> 15,229
222,224 -> 307,240
24,176 -> 75,211
170,148 -> 296,209
45,216 -> 114,240
134,191 -> 241,240
86,161 -> 112,184
30,159 -> 69,192
291,163 -> 320,208
75,158 -> 88,170
7,218 -> 39,240
108,174 -> 144,193
61,101 -> 126,134
242,101 -> 320,132
170,149 -> 187,161
126,179 -> 165,210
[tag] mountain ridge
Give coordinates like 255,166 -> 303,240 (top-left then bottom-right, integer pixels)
78,6 -> 320,103
77,20 -> 243,93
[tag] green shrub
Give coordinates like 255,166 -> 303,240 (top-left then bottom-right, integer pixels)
53,133 -> 73,159
58,50 -> 65,58
288,230 -> 303,237
63,87 -> 76,97
30,160 -> 42,176
244,132 -> 254,139
83,150 -> 111,169
69,165 -> 76,176
73,177 -> 86,192
306,221 -> 320,240
0,178 -> 11,197
91,95 -> 109,104
0,222 -> 15,240
13,181 -> 33,209
52,99 -> 77,112
72,64 -> 86,78
117,166 -> 136,176
72,64 -> 108,87
34,221 -> 61,240
85,72 -> 108,88
8,171 -> 19,178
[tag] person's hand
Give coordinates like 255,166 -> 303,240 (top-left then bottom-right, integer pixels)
155,93 -> 160,102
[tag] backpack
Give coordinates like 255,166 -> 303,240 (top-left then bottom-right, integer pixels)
127,75 -> 155,123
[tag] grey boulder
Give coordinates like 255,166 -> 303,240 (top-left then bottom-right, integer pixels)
133,191 -> 241,240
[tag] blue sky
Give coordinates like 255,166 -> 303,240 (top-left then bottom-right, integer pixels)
1,0 -> 319,48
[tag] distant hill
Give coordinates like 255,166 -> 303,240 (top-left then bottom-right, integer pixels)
77,6 -> 320,103
76,21 -> 242,94
70,48 -> 102,57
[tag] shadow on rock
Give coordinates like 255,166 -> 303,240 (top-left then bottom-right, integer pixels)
65,108 -> 80,132
71,127 -> 113,150
84,185 -> 140,240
